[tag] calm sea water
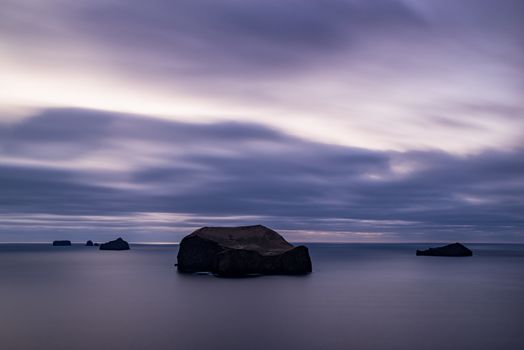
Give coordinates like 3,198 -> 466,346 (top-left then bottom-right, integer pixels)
0,243 -> 523,350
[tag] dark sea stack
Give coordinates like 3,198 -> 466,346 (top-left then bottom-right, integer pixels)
52,240 -> 71,246
177,225 -> 312,276
416,243 -> 473,257
86,240 -> 94,246
99,237 -> 130,251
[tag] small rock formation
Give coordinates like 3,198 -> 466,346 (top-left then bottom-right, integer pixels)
99,237 -> 130,251
177,225 -> 312,276
416,242 -> 473,257
52,240 -> 71,246
94,243 -> 100,246
86,240 -> 94,246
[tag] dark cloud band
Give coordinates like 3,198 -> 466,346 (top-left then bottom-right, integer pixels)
1,108 -> 523,242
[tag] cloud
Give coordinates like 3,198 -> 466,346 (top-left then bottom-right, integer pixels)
1,0 -> 426,74
1,108 -> 523,242
1,0 -> 522,154
1,1 -> 523,241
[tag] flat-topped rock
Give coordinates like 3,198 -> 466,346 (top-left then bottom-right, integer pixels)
99,237 -> 130,251
416,242 -> 473,257
86,240 -> 94,246
177,225 -> 312,276
52,240 -> 71,246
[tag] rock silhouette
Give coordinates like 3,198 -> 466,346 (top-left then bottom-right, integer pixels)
99,237 -> 130,251
177,225 -> 312,276
86,240 -> 94,246
52,240 -> 71,246
416,242 -> 473,257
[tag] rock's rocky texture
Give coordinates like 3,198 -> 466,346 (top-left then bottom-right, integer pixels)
416,243 -> 473,257
99,237 -> 130,251
52,240 -> 71,246
177,225 -> 312,276
86,240 -> 94,246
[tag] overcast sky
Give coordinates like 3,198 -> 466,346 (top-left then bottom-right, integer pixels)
0,0 -> 523,242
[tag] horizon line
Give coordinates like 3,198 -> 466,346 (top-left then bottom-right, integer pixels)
1,241 -> 524,245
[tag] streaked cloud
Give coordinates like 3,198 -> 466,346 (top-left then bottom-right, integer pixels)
1,0 -> 522,153
1,108 -> 522,242
0,1 -> 522,241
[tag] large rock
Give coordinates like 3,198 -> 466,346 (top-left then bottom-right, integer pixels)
177,225 -> 312,276
86,240 -> 94,246
416,243 -> 473,257
52,240 -> 71,246
99,237 -> 130,251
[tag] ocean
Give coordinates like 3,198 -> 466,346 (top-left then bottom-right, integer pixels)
0,243 -> 523,350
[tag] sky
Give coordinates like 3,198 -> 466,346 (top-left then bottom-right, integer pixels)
0,0 -> 523,243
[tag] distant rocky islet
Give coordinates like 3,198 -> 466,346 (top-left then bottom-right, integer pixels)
416,242 -> 473,257
52,237 -> 129,250
52,240 -> 71,246
99,237 -> 130,251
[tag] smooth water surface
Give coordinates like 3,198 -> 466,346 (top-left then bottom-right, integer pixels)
1,243 -> 523,350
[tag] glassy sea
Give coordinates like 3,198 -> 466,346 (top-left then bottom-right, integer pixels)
0,243 -> 523,350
